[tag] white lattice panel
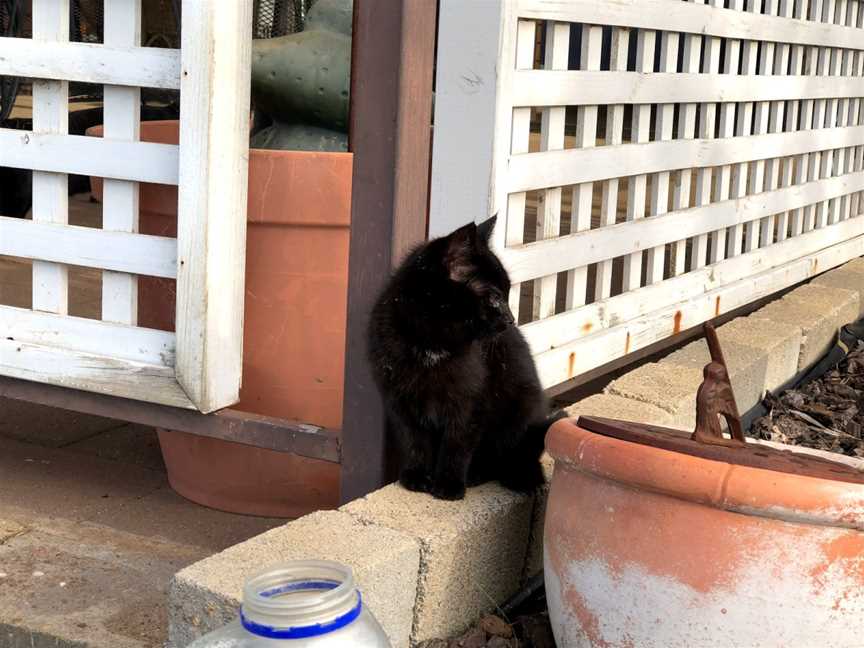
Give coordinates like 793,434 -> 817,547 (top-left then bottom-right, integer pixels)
0,0 -> 253,412
431,0 -> 864,389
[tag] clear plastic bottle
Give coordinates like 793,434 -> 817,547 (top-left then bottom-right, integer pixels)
187,560 -> 391,647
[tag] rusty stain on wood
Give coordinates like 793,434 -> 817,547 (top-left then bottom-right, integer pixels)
715,295 -> 721,317
673,310 -> 683,335
582,322 -> 592,333
568,351 -> 576,378
624,332 -> 631,354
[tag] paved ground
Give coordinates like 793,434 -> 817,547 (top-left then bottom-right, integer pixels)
0,415 -> 284,647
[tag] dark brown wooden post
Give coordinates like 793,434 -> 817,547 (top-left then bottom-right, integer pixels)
340,0 -> 437,503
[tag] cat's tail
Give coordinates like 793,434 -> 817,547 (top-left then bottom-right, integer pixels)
499,409 -> 568,493
525,408 -> 568,456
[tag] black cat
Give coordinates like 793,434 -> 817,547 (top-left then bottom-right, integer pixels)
367,215 -> 561,500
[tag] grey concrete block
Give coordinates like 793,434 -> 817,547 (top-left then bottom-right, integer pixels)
564,393 -> 675,428
717,316 -> 802,393
757,283 -> 859,371
605,362 -> 703,432
169,511 -> 421,648
810,258 -> 864,318
342,483 -> 534,644
660,336 -> 769,415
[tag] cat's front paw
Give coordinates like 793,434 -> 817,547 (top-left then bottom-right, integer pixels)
431,478 -> 466,501
399,467 -> 432,493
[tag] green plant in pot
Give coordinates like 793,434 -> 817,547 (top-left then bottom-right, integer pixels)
250,0 -> 352,152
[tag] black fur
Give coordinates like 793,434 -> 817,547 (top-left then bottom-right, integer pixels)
367,215 -> 560,500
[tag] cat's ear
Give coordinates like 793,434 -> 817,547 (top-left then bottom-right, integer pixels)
477,214 -> 497,245
444,222 -> 477,282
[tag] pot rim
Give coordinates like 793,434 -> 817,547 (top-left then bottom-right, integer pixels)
85,120 -> 353,228
547,418 -> 864,531
85,120 -> 353,159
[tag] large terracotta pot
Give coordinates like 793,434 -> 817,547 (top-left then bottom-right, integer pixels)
88,121 -> 349,518
544,417 -> 864,648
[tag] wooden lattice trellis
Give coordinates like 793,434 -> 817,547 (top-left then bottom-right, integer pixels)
0,0 -> 252,412
431,0 -> 864,389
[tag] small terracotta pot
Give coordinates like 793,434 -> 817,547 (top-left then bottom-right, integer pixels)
544,418 -> 864,648
88,121 -> 350,518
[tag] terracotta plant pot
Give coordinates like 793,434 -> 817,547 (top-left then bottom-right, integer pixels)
88,121 -> 350,518
544,417 -> 864,648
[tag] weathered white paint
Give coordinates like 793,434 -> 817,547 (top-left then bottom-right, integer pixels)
0,129 -> 179,184
101,0 -> 142,325
565,24 -> 601,310
523,216 -> 864,357
31,0 -> 70,316
519,0 -> 863,49
621,29 -> 654,290
672,28 -> 701,275
0,217 -> 177,278
544,421 -> 864,648
532,229 -> 864,387
594,27 -> 629,298
504,18 -> 536,318
0,339 -> 192,409
0,305 -> 175,367
692,19 -> 719,271
428,0 -> 509,239
546,546 -> 864,648
174,0 -> 252,413
0,36 -> 180,89
501,172 -> 864,284
431,0 -> 864,389
508,125 -> 864,193
533,21 -> 568,320
512,71 -> 864,107
646,30 -> 677,280
0,0 -> 252,412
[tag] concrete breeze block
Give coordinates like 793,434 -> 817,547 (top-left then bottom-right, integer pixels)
564,393 -> 676,428
716,316 -> 803,393
342,483 -> 534,644
606,362 -> 704,432
661,336 -> 769,415
810,258 -> 864,318
168,511 -> 421,648
756,283 -> 859,371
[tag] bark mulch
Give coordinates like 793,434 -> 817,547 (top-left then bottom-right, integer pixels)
750,341 -> 864,456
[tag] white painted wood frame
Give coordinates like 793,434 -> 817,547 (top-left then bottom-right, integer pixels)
430,0 -> 864,390
0,0 -> 252,412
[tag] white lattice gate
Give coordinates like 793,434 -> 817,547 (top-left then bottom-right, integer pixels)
0,1 -> 252,412
431,0 -> 864,390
